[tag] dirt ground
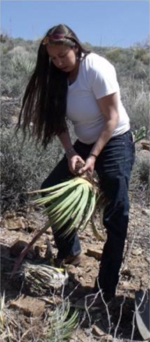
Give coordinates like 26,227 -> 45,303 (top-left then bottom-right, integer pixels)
0,194 -> 149,342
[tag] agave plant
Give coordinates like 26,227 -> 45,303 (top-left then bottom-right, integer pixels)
11,175 -> 105,277
47,301 -> 78,342
133,126 -> 146,143
33,176 -> 103,238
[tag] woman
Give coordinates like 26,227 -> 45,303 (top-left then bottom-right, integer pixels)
18,24 -> 135,301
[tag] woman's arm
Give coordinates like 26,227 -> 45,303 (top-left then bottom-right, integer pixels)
58,129 -> 85,175
58,129 -> 74,153
79,93 -> 119,174
90,92 -> 119,155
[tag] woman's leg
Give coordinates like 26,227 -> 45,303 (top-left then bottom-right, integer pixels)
95,130 -> 135,299
41,154 -> 81,259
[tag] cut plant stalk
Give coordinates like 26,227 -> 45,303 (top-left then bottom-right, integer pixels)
11,222 -> 51,278
20,263 -> 69,294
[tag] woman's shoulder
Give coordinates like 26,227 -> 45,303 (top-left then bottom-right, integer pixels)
84,52 -> 115,70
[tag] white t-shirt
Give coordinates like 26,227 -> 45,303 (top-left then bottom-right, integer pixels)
66,52 -> 130,144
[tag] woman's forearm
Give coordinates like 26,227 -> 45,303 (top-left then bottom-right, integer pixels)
58,130 -> 74,152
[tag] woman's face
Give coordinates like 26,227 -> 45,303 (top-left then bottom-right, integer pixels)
47,44 -> 78,72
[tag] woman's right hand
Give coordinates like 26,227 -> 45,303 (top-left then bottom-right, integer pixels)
67,153 -> 85,175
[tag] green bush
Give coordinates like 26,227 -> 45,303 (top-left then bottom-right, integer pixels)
105,48 -> 125,63
134,47 -> 150,65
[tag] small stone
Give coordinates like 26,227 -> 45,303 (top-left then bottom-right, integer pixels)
120,280 -> 131,290
141,208 -> 150,217
92,324 -> 104,337
132,248 -> 143,256
10,240 -> 35,259
121,267 -> 132,277
78,235 -> 86,240
67,265 -> 78,275
103,334 -> 113,341
10,295 -> 45,316
4,213 -> 16,219
2,217 -> 26,230
86,248 -> 102,260
45,227 -> 52,234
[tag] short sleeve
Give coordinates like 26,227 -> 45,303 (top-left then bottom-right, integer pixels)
87,54 -> 119,99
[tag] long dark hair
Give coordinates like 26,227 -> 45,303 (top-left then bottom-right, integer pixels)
17,24 -> 90,148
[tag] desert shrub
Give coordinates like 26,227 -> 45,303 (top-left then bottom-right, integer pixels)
1,121 -> 76,213
0,128 -> 63,213
120,78 -> 149,135
1,45 -> 36,97
1,97 -> 22,128
0,38 -> 14,54
105,48 -> 125,63
130,148 -> 150,204
134,47 -> 150,65
130,91 -> 149,132
139,159 -> 150,184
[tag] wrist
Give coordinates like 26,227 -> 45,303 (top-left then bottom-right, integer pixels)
66,147 -> 76,158
88,153 -> 98,160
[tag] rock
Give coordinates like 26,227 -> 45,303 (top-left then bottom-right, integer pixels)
136,150 -> 150,172
121,267 -> 132,277
86,248 -> 102,260
85,231 -> 93,237
142,208 -> 150,217
10,240 -> 35,259
1,216 -> 26,230
4,213 -> 16,219
92,324 -> 104,337
76,333 -> 88,342
120,280 -> 132,290
41,226 -> 53,235
67,265 -> 78,275
141,141 -> 150,151
132,248 -> 143,256
102,334 -> 113,341
78,235 -> 87,240
10,295 -> 45,316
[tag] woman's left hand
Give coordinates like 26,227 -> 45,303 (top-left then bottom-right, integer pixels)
77,155 -> 96,175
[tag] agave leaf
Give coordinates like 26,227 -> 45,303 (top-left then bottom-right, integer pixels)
80,189 -> 97,231
43,190 -> 72,216
134,126 -> 146,143
48,301 -> 78,342
50,187 -> 80,216
62,184 -> 90,238
43,181 -> 86,217
32,187 -> 68,206
51,206 -> 75,232
29,178 -> 75,194
50,187 -> 82,228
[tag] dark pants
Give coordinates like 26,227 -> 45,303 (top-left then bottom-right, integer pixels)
41,130 -> 135,297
